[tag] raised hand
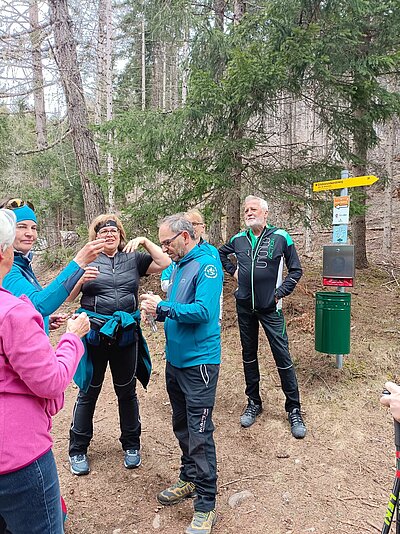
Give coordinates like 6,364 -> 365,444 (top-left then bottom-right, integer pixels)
74,239 -> 105,268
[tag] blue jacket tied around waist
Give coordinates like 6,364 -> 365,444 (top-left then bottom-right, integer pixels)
74,309 -> 152,392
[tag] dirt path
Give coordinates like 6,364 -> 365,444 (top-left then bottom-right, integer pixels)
49,261 -> 400,534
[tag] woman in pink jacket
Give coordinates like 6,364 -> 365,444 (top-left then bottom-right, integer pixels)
0,208 -> 90,534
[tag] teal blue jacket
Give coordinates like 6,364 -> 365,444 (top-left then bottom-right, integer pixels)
157,245 -> 223,368
3,252 -> 84,334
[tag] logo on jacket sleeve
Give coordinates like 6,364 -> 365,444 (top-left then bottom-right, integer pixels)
204,264 -> 218,278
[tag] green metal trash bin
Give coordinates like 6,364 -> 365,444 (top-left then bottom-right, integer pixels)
315,291 -> 351,354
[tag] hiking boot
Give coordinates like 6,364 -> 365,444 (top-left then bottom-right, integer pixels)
157,478 -> 197,506
185,509 -> 217,534
69,454 -> 90,476
288,408 -> 307,439
124,449 -> 141,469
240,399 -> 262,428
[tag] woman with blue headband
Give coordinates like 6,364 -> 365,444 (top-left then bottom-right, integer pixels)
1,198 -> 105,333
0,208 -> 90,534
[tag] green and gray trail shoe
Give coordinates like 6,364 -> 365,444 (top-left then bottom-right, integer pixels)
185,509 -> 217,534
157,478 -> 196,506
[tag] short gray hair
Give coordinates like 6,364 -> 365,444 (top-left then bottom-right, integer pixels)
244,195 -> 268,211
0,209 -> 16,252
160,214 -> 196,239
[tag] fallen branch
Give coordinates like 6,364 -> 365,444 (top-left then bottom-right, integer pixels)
219,473 -> 269,488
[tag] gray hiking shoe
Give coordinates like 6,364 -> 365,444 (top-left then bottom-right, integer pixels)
157,478 -> 196,506
185,509 -> 217,534
124,449 -> 141,469
69,454 -> 90,476
240,399 -> 262,428
288,408 -> 307,439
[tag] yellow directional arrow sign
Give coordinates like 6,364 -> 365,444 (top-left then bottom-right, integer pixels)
313,175 -> 379,192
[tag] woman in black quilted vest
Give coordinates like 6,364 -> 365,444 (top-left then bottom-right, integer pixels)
67,213 -> 170,476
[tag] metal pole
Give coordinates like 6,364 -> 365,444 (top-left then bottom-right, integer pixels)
333,169 -> 349,369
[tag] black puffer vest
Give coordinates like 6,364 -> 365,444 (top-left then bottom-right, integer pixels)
80,251 -> 142,315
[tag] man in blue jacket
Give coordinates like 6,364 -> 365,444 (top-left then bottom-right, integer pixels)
219,195 -> 306,439
141,215 -> 222,534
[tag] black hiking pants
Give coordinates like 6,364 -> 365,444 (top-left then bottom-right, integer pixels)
236,302 -> 300,412
166,361 -> 219,513
69,339 -> 140,456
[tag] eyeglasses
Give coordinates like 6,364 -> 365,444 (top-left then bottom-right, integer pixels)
5,198 -> 35,210
97,227 -> 120,236
160,232 -> 183,248
191,222 -> 204,227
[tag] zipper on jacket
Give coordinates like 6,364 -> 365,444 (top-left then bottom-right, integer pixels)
111,256 -> 119,310
248,228 -> 267,310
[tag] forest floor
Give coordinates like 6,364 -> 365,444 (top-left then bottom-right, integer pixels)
46,253 -> 400,534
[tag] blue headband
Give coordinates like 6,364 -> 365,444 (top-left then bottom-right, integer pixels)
13,205 -> 37,223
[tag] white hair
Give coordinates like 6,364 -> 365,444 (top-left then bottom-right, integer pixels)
0,209 -> 16,252
244,195 -> 268,211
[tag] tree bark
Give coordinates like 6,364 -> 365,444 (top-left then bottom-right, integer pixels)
141,15 -> 146,111
383,119 -> 394,257
29,0 -> 61,247
105,0 -> 115,212
49,0 -> 105,224
225,0 -> 246,237
351,108 -> 368,269
181,25 -> 189,105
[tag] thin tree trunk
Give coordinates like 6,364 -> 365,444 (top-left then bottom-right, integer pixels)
49,0 -> 105,224
181,26 -> 189,105
105,0 -> 115,212
383,119 -> 394,257
141,15 -> 146,111
162,43 -> 167,111
29,0 -> 61,247
95,0 -> 107,126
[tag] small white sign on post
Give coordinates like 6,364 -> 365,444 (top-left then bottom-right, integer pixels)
333,195 -> 350,225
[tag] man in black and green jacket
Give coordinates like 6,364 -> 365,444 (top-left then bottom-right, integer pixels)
219,195 -> 306,439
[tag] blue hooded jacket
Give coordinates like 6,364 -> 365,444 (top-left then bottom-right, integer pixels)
156,244 -> 223,368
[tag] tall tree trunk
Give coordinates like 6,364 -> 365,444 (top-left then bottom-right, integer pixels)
95,0 -> 107,126
351,107 -> 368,269
105,0 -> 115,212
49,0 -> 105,224
383,119 -> 394,257
141,15 -> 146,111
209,197 -> 223,247
162,43 -> 167,111
225,0 -> 245,237
214,0 -> 225,30
181,26 -> 189,105
29,0 -> 61,247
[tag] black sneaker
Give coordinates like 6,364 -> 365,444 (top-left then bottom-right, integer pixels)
288,408 -> 307,439
240,399 -> 262,428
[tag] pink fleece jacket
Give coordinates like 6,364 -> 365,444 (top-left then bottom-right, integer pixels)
0,287 -> 84,474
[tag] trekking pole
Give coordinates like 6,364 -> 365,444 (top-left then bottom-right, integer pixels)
382,417 -> 400,533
